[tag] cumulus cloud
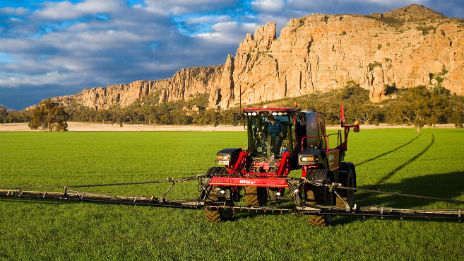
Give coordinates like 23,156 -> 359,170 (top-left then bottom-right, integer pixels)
143,0 -> 239,15
184,15 -> 232,25
195,21 -> 254,44
251,0 -> 285,12
0,0 -> 248,109
0,6 -> 29,16
35,0 -> 122,20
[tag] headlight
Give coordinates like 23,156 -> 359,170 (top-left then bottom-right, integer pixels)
216,154 -> 231,165
217,155 -> 230,161
300,156 -> 316,162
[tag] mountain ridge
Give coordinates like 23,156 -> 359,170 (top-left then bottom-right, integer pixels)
46,4 -> 464,111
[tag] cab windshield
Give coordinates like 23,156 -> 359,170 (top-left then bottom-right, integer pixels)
247,115 -> 291,158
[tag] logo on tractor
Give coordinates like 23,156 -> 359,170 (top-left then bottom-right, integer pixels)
239,180 -> 256,185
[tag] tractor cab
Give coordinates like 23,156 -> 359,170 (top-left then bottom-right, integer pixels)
245,110 -> 292,158
243,107 -> 326,159
244,108 -> 299,159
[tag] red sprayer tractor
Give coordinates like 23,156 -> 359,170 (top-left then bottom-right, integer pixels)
0,106 -> 463,225
200,105 -> 359,225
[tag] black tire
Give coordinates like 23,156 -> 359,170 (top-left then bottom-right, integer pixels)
205,186 -> 233,222
307,213 -> 332,226
245,186 -> 268,206
203,167 -> 233,222
336,163 -> 355,208
305,176 -> 334,226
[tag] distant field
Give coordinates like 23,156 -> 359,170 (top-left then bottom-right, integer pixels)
0,129 -> 463,260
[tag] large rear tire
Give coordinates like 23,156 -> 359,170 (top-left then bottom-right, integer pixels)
204,186 -> 233,222
203,167 -> 234,222
335,163 -> 355,208
305,176 -> 334,226
245,186 -> 268,207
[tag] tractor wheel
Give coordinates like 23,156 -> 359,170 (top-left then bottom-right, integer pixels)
245,186 -> 268,207
336,163 -> 355,208
305,177 -> 334,226
204,186 -> 233,222
307,213 -> 332,226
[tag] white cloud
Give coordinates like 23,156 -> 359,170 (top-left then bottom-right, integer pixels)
251,0 -> 285,12
195,21 -> 257,45
143,0 -> 239,15
242,22 -> 259,32
35,0 -> 122,20
0,7 -> 29,15
0,71 -> 74,87
185,15 -> 232,25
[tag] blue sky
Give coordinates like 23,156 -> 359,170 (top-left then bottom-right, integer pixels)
0,0 -> 463,110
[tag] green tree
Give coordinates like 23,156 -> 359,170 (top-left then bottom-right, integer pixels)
449,94 -> 464,127
429,86 -> 451,125
0,105 -> 7,123
28,99 -> 69,131
390,86 -> 433,132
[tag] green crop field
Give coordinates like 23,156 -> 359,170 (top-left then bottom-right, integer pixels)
0,129 -> 463,261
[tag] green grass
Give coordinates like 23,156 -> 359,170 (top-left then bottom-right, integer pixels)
0,129 -> 463,261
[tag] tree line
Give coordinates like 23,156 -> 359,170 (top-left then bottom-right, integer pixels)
1,83 -> 463,132
272,82 -> 463,131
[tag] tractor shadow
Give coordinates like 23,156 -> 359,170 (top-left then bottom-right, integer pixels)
373,134 -> 434,186
354,133 -> 463,209
333,171 -> 464,225
333,133 -> 464,225
355,171 -> 464,209
355,134 -> 421,166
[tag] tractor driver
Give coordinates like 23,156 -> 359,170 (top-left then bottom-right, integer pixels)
267,116 -> 283,156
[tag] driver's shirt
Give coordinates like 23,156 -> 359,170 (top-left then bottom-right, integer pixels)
267,121 -> 281,137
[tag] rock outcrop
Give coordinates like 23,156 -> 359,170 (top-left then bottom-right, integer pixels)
160,65 -> 223,103
50,4 -> 464,110
54,80 -> 169,110
212,4 -> 464,108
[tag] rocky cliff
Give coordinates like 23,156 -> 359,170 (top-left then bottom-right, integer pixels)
51,4 -> 464,110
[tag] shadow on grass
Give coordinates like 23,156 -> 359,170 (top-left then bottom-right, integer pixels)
333,170 -> 464,225
357,170 -> 464,209
373,134 -> 434,186
355,134 -> 421,166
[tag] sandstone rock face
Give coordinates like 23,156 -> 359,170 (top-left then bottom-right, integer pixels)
162,65 -> 223,103
213,4 -> 464,108
53,65 -> 223,110
49,4 -> 464,110
54,80 -> 170,110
